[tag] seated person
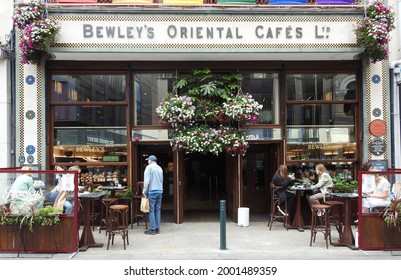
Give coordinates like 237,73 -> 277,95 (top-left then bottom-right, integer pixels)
8,166 -> 43,215
362,172 -> 391,213
271,165 -> 296,216
46,165 -> 75,214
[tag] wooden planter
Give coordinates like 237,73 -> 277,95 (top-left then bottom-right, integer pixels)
359,214 -> 401,250
0,215 -> 78,253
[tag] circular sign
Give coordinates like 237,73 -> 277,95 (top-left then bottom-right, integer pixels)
369,119 -> 386,137
369,138 -> 386,156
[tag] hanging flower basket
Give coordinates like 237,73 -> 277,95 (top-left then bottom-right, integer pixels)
156,68 -> 262,156
13,0 -> 60,65
171,125 -> 248,156
355,0 -> 395,63
12,0 -> 46,29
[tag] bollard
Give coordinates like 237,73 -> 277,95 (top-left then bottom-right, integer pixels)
220,200 -> 226,250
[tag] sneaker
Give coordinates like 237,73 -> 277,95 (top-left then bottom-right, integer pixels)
144,229 -> 157,235
317,209 -> 325,217
277,205 -> 288,216
156,228 -> 160,234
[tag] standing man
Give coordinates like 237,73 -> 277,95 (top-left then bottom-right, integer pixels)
142,155 -> 164,235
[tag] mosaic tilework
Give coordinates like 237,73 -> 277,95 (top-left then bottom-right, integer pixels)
17,61 -> 44,165
380,62 -> 388,160
365,59 -> 389,160
52,15 -> 361,23
18,63 -> 24,158
35,64 -> 43,164
54,42 -> 358,49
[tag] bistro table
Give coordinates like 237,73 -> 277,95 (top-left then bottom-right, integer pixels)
78,191 -> 106,251
98,185 -> 126,197
289,185 -> 309,232
328,192 -> 359,250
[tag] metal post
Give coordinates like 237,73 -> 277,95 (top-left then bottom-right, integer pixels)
220,200 -> 226,250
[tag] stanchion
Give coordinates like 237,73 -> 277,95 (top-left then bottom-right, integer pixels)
220,200 -> 226,250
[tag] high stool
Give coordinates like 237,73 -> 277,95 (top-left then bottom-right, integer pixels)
107,204 -> 129,250
324,200 -> 344,241
268,183 -> 288,231
310,204 -> 332,249
99,197 -> 118,235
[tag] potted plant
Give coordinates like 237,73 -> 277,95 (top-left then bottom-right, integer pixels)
12,0 -> 60,64
0,205 -> 62,232
331,175 -> 358,193
156,68 -> 262,156
354,0 -> 395,63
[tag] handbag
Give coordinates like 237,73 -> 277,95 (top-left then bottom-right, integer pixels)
140,196 -> 150,213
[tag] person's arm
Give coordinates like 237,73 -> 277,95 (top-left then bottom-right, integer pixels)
311,173 -> 330,189
142,167 -> 150,195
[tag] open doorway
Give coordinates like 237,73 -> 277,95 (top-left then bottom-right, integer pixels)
184,153 -> 226,221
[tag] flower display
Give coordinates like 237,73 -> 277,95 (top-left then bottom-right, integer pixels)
355,0 -> 395,63
222,93 -> 263,124
171,125 -> 248,156
156,69 -> 262,156
13,0 -> 60,65
156,95 -> 196,128
12,0 -> 45,29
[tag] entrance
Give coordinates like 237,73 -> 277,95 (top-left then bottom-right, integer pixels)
242,145 -> 278,214
184,153 -> 226,220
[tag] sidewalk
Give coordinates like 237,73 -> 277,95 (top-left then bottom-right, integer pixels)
1,213 -> 400,260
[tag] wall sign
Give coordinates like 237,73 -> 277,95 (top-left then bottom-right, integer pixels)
368,160 -> 388,172
369,137 -> 386,156
369,119 -> 386,137
53,14 -> 360,48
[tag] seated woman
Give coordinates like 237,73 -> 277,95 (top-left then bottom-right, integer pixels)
271,165 -> 296,216
362,171 -> 391,213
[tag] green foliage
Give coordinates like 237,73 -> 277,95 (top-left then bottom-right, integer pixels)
0,205 -> 61,232
115,188 -> 134,201
156,68 -> 263,156
332,176 -> 358,193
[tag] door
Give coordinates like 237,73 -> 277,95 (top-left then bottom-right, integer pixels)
242,145 -> 277,214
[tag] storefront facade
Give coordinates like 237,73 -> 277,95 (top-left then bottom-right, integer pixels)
13,3 -> 392,223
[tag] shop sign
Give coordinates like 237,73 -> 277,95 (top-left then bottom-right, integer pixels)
369,119 -> 386,137
54,14 -> 359,48
102,155 -> 120,162
369,137 -> 386,156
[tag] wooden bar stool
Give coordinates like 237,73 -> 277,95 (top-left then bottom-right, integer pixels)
99,197 -> 118,235
310,204 -> 332,249
107,204 -> 129,250
324,200 -> 344,241
268,183 -> 288,231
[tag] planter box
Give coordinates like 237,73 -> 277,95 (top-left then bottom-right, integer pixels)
0,215 -> 78,253
359,214 -> 401,250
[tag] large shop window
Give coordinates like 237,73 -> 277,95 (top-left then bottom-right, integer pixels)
134,73 -> 173,126
241,73 -> 279,125
285,73 -> 357,178
51,74 -> 128,184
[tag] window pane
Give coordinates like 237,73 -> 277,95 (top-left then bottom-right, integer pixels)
134,73 -> 173,125
287,104 -> 355,126
54,128 -> 127,146
241,73 -> 279,124
51,75 -> 126,102
287,128 -> 356,160
53,128 -> 127,163
54,105 -> 126,126
287,74 -> 356,101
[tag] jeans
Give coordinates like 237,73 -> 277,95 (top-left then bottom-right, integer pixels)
148,193 -> 163,230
